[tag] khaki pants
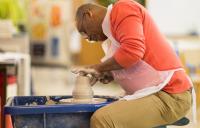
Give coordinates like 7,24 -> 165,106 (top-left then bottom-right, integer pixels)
90,90 -> 192,128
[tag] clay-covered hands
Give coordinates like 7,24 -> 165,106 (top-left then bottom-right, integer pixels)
99,72 -> 114,84
71,66 -> 100,77
71,66 -> 114,86
71,66 -> 100,86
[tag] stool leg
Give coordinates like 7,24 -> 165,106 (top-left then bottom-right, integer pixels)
5,115 -> 13,128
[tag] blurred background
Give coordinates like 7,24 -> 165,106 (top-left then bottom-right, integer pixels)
0,0 -> 200,127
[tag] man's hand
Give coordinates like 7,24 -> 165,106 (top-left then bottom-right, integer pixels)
71,66 -> 114,85
71,66 -> 100,77
71,66 -> 101,86
99,72 -> 114,84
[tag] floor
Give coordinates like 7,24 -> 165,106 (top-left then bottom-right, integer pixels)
32,66 -> 200,128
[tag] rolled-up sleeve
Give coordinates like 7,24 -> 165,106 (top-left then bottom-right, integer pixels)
111,2 -> 146,68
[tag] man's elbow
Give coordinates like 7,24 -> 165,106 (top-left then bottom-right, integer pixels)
114,49 -> 143,68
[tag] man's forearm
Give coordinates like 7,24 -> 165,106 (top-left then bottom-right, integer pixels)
93,57 -> 123,72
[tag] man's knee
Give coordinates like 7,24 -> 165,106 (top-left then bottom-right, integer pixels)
90,107 -> 113,128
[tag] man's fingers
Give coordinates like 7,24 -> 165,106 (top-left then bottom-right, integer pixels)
71,68 -> 90,76
79,71 -> 88,76
102,80 -> 110,84
71,67 -> 83,74
71,69 -> 78,74
99,78 -> 111,84
90,77 -> 98,86
71,67 -> 100,77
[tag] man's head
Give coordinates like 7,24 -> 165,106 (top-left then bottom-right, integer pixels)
76,3 -> 107,42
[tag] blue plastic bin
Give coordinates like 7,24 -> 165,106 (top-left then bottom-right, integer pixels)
4,95 -> 118,128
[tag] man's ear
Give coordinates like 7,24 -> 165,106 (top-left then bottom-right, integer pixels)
83,10 -> 93,17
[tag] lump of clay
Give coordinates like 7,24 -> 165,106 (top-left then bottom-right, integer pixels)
72,76 -> 94,103
45,96 -> 56,105
25,102 -> 37,106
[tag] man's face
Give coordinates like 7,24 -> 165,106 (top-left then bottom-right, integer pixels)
76,12 -> 107,42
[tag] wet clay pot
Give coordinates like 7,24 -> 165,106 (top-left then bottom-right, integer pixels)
72,76 -> 94,103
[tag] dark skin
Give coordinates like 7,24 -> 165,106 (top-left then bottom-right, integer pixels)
73,4 -> 123,85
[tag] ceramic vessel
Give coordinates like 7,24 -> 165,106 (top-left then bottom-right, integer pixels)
72,76 -> 94,102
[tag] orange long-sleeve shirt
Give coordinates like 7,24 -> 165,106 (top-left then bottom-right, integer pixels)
110,0 -> 191,93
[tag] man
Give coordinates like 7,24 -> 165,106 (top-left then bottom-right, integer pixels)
73,0 -> 192,127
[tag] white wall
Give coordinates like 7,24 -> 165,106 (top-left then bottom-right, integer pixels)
147,0 -> 200,35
